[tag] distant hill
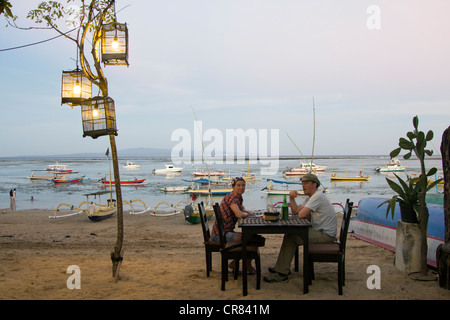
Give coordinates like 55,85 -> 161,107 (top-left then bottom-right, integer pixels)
1,147 -> 172,160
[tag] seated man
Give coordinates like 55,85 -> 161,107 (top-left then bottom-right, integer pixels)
264,173 -> 337,282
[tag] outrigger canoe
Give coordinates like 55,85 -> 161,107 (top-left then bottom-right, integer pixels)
50,191 -> 147,222
349,197 -> 444,268
183,203 -> 214,224
186,188 -> 232,195
29,172 -> 63,180
330,171 -> 369,181
100,177 -> 146,185
52,176 -> 86,183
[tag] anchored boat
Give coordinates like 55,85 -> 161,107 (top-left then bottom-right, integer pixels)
330,171 -> 370,181
153,163 -> 183,174
375,158 -> 406,172
261,179 -> 305,196
123,160 -> 140,169
99,177 -> 146,186
52,175 -> 86,183
349,197 -> 444,268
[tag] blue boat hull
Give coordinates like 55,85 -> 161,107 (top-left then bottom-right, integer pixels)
349,197 -> 444,268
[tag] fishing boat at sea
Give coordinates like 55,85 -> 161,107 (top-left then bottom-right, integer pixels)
349,197 -> 444,268
52,175 -> 87,183
28,172 -> 63,180
192,167 -> 225,177
153,163 -> 183,174
50,191 -> 147,222
296,161 -> 327,171
160,186 -> 191,193
123,160 -> 140,169
283,169 -> 309,177
46,162 -> 76,174
261,179 -> 305,196
99,177 -> 146,186
330,171 -> 370,181
186,187 -> 232,195
183,178 -> 230,186
375,158 -> 406,172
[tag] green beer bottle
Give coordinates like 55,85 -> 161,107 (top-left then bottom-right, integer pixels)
282,194 -> 289,220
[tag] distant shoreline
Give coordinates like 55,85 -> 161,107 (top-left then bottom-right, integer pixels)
0,154 -> 442,161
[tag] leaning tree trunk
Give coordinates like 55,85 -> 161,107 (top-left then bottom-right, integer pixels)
109,134 -> 124,278
437,126 -> 450,288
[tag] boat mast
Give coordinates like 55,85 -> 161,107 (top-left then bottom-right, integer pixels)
311,97 -> 316,173
192,106 -> 212,202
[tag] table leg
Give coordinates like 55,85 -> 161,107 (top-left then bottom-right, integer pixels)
241,231 -> 254,296
302,229 -> 309,294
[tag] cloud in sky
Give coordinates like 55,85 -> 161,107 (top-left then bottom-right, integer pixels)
0,0 -> 449,157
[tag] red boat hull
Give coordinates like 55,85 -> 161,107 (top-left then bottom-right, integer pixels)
100,178 -> 146,184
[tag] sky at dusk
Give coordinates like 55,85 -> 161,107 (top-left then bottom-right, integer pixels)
1,1 -> 449,158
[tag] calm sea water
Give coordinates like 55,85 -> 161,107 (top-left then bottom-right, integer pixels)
0,156 -> 443,212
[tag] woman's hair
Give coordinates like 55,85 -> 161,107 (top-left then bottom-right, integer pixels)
231,177 -> 245,187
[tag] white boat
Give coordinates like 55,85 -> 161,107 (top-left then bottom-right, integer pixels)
160,186 -> 190,193
296,161 -> 327,171
46,162 -> 75,173
192,169 -> 225,177
123,160 -> 140,169
261,179 -> 306,196
375,158 -> 406,172
153,163 -> 183,174
283,169 -> 309,177
186,187 -> 232,195
283,161 -> 327,177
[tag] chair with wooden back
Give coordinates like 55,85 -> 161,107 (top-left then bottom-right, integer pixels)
198,201 -> 221,277
308,198 -> 353,295
212,203 -> 261,291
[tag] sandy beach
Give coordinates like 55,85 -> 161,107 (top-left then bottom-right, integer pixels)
0,208 -> 449,302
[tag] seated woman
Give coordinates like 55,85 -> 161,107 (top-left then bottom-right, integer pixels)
211,177 -> 256,274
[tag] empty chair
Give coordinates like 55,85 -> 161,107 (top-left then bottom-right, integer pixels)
198,202 -> 221,277
308,198 -> 353,295
212,203 -> 261,291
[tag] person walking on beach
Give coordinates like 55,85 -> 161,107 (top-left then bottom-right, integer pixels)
264,173 -> 337,283
9,188 -> 16,211
210,177 -> 256,274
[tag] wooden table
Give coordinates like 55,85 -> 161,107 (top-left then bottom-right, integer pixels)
239,216 -> 312,296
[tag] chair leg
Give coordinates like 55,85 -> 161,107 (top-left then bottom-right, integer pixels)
234,259 -> 240,280
221,256 -> 227,291
205,250 -> 211,277
309,260 -> 315,282
294,247 -> 299,272
338,261 -> 343,295
342,258 -> 346,286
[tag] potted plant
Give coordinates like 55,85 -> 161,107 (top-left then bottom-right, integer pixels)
380,172 -> 440,223
379,115 -> 443,275
380,173 -> 419,223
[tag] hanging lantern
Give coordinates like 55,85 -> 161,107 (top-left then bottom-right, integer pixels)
61,68 -> 92,106
81,96 -> 118,139
101,22 -> 129,66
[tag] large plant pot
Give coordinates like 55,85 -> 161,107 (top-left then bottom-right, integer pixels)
399,202 -> 418,223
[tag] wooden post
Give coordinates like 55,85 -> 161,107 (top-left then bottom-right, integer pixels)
437,126 -> 450,289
